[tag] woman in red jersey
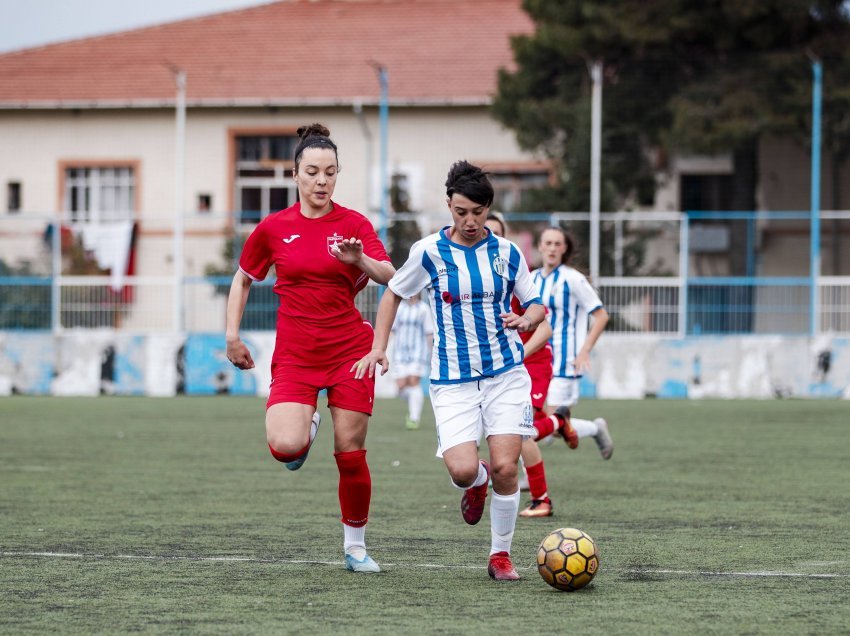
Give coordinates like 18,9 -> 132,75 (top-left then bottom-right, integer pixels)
225,123 -> 394,573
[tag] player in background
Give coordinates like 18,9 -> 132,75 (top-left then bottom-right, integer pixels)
225,124 -> 395,574
485,212 -> 577,519
390,294 -> 433,429
534,226 -> 613,459
353,161 -> 544,581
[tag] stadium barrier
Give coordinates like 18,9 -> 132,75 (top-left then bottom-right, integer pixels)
1,212 -> 849,398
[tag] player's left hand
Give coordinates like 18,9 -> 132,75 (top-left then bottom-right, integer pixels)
574,350 -> 591,374
500,311 -> 532,332
331,237 -> 364,264
351,348 -> 388,379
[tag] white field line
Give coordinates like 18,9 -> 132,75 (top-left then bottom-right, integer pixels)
1,551 -> 849,578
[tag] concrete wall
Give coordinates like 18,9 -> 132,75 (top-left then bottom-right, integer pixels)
2,331 -> 848,400
0,105 -> 533,275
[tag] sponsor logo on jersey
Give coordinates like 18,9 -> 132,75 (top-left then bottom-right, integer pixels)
532,392 -> 543,400
441,290 -> 496,303
282,234 -> 300,244
327,232 -> 344,256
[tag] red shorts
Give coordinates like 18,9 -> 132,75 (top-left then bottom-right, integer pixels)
524,359 -> 553,410
267,356 -> 375,415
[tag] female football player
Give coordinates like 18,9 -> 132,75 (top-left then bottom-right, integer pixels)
225,123 -> 395,573
353,161 -> 544,581
534,226 -> 613,459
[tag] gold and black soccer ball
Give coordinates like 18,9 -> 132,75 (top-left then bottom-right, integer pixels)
536,527 -> 599,591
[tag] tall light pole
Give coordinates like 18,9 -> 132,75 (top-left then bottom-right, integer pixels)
371,63 -> 389,246
809,56 -> 822,336
589,60 -> 603,282
172,68 -> 186,333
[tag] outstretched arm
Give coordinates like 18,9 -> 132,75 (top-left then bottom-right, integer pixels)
332,238 -> 396,285
351,289 -> 404,378
574,307 -> 609,374
500,303 -> 545,333
225,270 -> 255,370
522,314 -> 553,358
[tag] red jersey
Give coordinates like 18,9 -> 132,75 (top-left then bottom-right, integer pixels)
239,202 -> 390,365
512,296 -> 552,368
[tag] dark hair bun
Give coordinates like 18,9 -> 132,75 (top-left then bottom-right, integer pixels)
297,123 -> 331,139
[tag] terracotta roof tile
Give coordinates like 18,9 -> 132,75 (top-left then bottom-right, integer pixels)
0,0 -> 532,107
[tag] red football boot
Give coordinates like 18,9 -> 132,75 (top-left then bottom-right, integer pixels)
488,551 -> 520,581
460,460 -> 489,525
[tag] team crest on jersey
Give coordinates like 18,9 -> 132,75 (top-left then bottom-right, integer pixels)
327,232 -> 344,256
491,255 -> 508,277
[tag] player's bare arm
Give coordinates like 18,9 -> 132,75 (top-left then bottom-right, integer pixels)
333,237 -> 396,284
352,290 -> 403,378
225,270 -> 255,370
575,307 -> 609,373
500,303 -> 545,333
522,314 -> 553,357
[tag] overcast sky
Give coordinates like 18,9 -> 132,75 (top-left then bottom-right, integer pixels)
0,0 -> 272,53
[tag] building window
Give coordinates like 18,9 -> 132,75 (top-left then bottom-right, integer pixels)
64,166 -> 135,223
680,174 -> 733,212
198,193 -> 212,212
234,133 -> 299,224
7,181 -> 21,213
486,164 -> 551,213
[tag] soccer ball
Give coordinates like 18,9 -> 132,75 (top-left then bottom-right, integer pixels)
536,527 -> 599,591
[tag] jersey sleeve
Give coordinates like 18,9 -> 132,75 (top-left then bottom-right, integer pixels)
512,248 -> 542,308
238,220 -> 273,281
420,303 -> 434,336
358,216 -> 391,263
388,238 -> 432,299
574,273 -> 604,312
352,215 -> 392,292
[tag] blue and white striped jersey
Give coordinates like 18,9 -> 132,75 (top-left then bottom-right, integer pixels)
391,298 -> 432,366
532,264 -> 603,378
388,228 -> 542,384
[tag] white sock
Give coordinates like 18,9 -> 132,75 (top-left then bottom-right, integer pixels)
571,417 -> 598,438
409,387 -> 424,422
451,461 -> 488,490
343,524 -> 367,558
489,489 -> 520,555
398,386 -> 410,401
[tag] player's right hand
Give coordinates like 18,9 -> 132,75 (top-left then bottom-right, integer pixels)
227,339 -> 255,370
351,349 -> 388,379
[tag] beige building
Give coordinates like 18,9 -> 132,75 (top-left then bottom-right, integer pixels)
0,0 -> 548,283
1,0 -> 847,287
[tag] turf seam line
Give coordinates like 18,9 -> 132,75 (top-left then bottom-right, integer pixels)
2,551 -> 849,578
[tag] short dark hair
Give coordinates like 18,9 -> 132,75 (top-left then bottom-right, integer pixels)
445,160 -> 494,207
293,123 -> 338,170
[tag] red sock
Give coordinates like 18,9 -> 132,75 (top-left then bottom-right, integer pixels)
335,449 -> 371,528
525,460 -> 548,501
532,408 -> 557,440
268,442 -> 309,463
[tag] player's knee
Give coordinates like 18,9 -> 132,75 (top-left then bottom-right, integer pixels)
449,464 -> 479,488
489,460 -> 518,490
267,432 -> 307,458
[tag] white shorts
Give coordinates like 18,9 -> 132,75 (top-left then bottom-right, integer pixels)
428,365 -> 534,458
547,377 -> 581,408
392,361 -> 429,379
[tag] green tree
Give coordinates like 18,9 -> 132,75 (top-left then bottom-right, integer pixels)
494,0 -> 850,272
386,172 -> 422,269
